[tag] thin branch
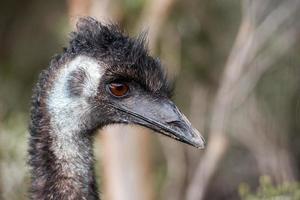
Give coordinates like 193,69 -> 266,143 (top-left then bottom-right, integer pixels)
136,0 -> 176,51
90,0 -> 110,21
233,27 -> 299,107
232,96 -> 296,182
67,0 -> 91,28
245,0 -> 300,65
160,138 -> 187,200
186,5 -> 255,199
185,1 -> 300,199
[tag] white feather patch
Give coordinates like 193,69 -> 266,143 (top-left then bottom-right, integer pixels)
47,55 -> 104,175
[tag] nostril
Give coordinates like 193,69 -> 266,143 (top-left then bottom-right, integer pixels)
166,120 -> 184,128
166,120 -> 196,137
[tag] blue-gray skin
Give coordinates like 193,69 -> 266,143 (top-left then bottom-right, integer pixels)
28,17 -> 205,200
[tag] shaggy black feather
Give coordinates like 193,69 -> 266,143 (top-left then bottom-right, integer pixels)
67,17 -> 173,97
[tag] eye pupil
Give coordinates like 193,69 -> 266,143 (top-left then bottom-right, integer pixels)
115,85 -> 123,91
109,82 -> 129,97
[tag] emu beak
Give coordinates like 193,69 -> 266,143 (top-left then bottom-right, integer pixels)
109,97 -> 205,149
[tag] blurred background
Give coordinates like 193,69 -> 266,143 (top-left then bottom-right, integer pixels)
0,0 -> 300,199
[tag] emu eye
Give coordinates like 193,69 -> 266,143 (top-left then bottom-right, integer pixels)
108,82 -> 129,97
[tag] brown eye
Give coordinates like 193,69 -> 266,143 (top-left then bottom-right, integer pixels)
108,82 -> 129,97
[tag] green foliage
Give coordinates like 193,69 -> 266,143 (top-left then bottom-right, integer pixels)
239,176 -> 300,200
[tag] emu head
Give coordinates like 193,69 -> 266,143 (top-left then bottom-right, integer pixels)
47,17 -> 205,148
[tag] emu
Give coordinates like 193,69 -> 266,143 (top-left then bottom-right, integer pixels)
28,17 -> 205,200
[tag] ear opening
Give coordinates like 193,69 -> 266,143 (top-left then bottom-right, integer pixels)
67,68 -> 88,97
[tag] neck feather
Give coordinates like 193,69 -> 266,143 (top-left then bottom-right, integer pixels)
29,56 -> 102,200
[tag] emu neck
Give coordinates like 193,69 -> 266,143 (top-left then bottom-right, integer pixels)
29,111 -> 98,200
29,56 -> 102,200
